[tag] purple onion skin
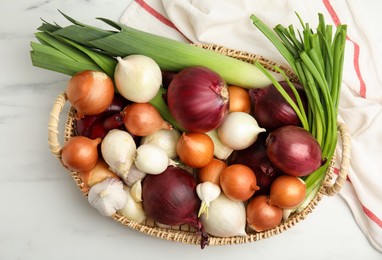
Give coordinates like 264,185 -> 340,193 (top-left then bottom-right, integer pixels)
142,166 -> 200,226
142,166 -> 208,248
266,126 -> 323,177
228,133 -> 282,195
167,66 -> 229,133
249,81 -> 307,131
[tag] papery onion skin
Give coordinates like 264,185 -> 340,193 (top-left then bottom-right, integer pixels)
61,136 -> 101,172
249,81 -> 307,131
228,133 -> 281,195
266,125 -> 323,177
176,132 -> 214,168
246,195 -> 283,232
269,175 -> 306,209
167,66 -> 229,133
66,70 -> 114,118
220,164 -> 260,201
122,103 -> 172,136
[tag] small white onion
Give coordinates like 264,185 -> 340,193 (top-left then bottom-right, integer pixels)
141,129 -> 181,159
134,144 -> 169,175
218,112 -> 266,150
114,54 -> 162,103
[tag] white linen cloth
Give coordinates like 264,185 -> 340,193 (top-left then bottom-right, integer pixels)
120,0 -> 382,252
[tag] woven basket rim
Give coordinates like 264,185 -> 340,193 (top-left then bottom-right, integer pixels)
48,44 -> 351,247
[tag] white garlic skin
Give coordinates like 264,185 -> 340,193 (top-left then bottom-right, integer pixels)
200,193 -> 247,237
88,178 -> 128,217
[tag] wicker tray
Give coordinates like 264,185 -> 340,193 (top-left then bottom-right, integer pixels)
47,45 -> 352,247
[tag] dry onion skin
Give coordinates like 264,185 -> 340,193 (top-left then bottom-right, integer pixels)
176,132 -> 214,168
66,70 -> 114,118
228,86 -> 251,113
220,164 -> 260,201
269,175 -> 306,209
61,136 -> 101,172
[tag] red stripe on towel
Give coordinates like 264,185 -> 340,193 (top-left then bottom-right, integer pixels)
322,0 -> 367,98
363,206 -> 382,229
134,0 -> 192,43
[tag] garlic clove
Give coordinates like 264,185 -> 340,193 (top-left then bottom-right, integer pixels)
130,180 -> 143,203
118,186 -> 146,223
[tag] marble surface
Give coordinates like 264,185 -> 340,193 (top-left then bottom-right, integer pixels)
0,0 -> 381,259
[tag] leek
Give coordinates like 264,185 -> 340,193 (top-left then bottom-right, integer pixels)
250,13 -> 347,207
30,12 -> 272,88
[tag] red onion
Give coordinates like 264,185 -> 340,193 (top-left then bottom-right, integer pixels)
142,166 -> 208,248
249,81 -> 307,131
266,126 -> 323,177
74,93 -> 130,139
228,133 -> 281,195
167,66 -> 229,133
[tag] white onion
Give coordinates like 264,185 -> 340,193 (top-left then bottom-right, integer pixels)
218,112 -> 266,150
206,129 -> 233,160
140,129 -> 181,159
114,55 -> 162,103
101,129 -> 136,180
134,144 -> 169,175
200,193 -> 247,237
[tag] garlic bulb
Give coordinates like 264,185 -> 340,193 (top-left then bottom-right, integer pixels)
101,129 -> 136,180
200,193 -> 247,237
206,129 -> 233,160
141,129 -> 181,159
88,178 -> 128,217
118,186 -> 146,223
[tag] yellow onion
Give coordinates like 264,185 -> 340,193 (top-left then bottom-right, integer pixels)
220,164 -> 259,201
176,133 -> 214,168
198,158 -> 227,187
61,136 -> 101,172
228,86 -> 251,113
66,70 -> 114,118
246,195 -> 283,232
122,103 -> 172,136
269,175 -> 306,209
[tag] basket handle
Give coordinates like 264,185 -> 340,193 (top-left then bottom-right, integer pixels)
48,92 -> 68,160
322,122 -> 352,196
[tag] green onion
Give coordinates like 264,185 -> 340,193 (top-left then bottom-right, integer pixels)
250,13 -> 347,207
30,12 -> 273,89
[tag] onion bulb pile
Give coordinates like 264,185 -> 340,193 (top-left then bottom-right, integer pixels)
61,57 -> 325,246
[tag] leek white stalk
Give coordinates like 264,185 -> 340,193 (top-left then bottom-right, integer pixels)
206,129 -> 233,160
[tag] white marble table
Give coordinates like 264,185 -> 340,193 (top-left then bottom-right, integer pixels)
1,1 -> 381,259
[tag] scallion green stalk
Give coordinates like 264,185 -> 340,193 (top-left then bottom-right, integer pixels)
250,13 -> 347,206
